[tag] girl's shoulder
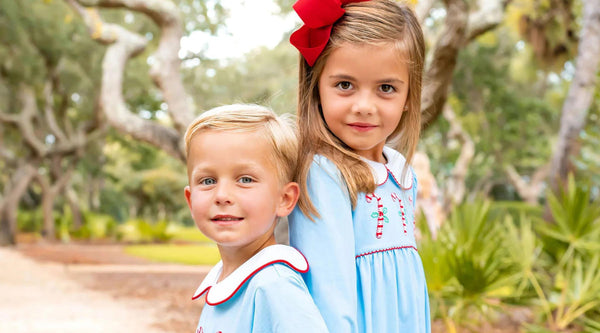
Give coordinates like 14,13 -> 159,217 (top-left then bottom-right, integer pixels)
310,153 -> 343,177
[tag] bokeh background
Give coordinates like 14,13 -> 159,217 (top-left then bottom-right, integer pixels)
1,0 -> 599,332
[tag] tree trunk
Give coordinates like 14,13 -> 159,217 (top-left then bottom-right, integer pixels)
548,0 -> 600,189
0,163 -> 38,245
66,186 -> 83,230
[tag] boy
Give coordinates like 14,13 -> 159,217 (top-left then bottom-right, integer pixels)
184,104 -> 328,333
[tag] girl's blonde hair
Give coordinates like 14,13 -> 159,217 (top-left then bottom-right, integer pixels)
184,104 -> 298,185
296,0 -> 425,218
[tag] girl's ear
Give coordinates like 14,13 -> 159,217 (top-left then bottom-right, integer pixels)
276,182 -> 300,217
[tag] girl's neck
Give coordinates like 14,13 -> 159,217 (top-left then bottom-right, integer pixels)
356,149 -> 387,164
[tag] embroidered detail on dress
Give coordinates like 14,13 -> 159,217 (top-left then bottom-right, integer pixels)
355,246 -> 418,258
366,193 -> 387,239
391,193 -> 407,234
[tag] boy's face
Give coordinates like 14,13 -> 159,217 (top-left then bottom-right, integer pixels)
184,129 -> 298,254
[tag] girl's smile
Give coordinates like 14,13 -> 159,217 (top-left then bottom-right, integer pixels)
348,122 -> 378,132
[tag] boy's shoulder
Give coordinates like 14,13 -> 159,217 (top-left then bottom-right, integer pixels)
192,245 -> 308,306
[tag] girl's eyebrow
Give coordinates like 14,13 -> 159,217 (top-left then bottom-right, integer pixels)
377,78 -> 405,84
328,74 -> 355,81
328,74 -> 405,84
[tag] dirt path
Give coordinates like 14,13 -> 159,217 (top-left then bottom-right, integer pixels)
1,244 -> 210,333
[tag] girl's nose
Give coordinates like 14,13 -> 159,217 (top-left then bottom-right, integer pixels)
351,92 -> 376,115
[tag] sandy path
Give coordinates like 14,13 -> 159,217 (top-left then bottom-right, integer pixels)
0,247 -> 169,333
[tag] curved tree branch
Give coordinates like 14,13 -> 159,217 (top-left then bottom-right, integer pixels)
66,0 -> 193,160
421,0 -> 508,129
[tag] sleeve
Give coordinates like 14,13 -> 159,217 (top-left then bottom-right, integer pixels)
288,157 -> 358,333
411,167 -> 418,210
252,273 -> 330,333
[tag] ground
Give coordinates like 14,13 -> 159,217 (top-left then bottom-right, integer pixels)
2,242 -> 208,333
2,241 -> 528,333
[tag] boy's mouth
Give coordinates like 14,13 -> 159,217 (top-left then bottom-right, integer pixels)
211,215 -> 243,222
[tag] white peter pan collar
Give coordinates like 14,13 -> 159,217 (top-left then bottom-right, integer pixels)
192,244 -> 308,305
363,146 -> 413,189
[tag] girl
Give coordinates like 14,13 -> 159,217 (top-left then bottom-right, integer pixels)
289,0 -> 430,332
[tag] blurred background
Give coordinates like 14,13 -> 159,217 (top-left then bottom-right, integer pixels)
0,0 -> 599,332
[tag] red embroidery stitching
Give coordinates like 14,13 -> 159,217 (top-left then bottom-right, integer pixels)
366,193 -> 386,239
356,246 -> 418,258
391,193 -> 407,234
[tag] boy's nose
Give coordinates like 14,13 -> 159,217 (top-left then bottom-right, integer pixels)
214,183 -> 233,205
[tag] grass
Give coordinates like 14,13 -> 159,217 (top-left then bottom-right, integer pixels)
167,225 -> 213,243
124,243 -> 221,265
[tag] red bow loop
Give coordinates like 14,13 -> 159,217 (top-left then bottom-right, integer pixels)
290,0 -> 370,66
293,0 -> 345,28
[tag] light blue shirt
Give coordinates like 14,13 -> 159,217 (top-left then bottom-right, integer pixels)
289,146 -> 431,333
192,245 -> 329,333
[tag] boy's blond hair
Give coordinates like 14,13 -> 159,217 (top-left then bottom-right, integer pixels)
184,104 -> 298,185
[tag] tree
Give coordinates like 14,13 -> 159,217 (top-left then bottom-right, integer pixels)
548,0 -> 600,189
0,0 -> 106,243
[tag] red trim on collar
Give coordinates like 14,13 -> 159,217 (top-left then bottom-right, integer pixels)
204,259 -> 309,306
191,255 -> 310,304
386,165 -> 413,190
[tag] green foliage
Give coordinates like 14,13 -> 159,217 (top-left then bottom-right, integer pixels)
420,200 -> 520,330
167,225 -> 212,243
124,243 -> 220,265
17,209 -> 43,232
536,175 -> 600,265
516,175 -> 600,331
423,181 -> 600,331
116,219 -> 175,243
71,212 -> 118,240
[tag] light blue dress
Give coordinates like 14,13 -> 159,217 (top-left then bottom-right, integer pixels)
289,146 -> 431,333
192,244 -> 329,333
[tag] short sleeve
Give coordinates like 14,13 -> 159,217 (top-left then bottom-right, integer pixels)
252,272 -> 329,332
289,156 -> 358,333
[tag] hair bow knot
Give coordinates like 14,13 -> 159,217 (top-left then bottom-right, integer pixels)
290,0 -> 369,66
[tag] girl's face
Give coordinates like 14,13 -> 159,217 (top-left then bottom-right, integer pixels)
318,42 -> 409,162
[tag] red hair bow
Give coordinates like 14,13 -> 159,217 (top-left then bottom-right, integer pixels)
290,0 -> 369,66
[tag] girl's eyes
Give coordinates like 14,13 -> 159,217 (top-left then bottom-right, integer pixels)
335,82 -> 396,93
336,81 -> 353,90
200,178 -> 216,186
380,84 -> 396,93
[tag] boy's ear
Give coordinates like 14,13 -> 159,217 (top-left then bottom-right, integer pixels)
184,185 -> 192,210
276,182 -> 300,217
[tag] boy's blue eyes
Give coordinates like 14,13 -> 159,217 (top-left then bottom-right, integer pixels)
199,177 -> 254,185
239,176 -> 253,184
200,178 -> 216,185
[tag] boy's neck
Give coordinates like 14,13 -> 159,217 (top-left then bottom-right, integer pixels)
217,235 -> 278,282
